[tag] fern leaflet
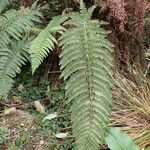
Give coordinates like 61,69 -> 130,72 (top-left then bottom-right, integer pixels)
0,3 -> 42,48
0,0 -> 18,13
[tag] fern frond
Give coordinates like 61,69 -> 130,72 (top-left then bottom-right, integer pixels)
0,4 -> 42,48
0,40 -> 29,99
29,15 -> 67,74
60,6 -> 114,150
0,0 -> 18,13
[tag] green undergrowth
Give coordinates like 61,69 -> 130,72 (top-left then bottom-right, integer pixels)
0,70 -> 74,150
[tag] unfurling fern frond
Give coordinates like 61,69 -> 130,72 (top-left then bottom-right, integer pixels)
29,15 -> 67,74
59,5 -> 114,150
0,40 -> 29,99
0,0 -> 18,13
0,3 -> 42,48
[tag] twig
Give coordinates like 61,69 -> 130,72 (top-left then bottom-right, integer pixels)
59,126 -> 72,132
0,100 -> 15,107
48,71 -> 61,74
72,0 -> 80,3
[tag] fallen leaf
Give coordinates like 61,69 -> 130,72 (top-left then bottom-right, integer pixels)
12,96 -> 21,103
18,84 -> 25,92
40,140 -> 44,145
20,123 -> 25,127
43,112 -> 57,121
34,100 -> 45,113
55,132 -> 68,139
4,107 -> 17,115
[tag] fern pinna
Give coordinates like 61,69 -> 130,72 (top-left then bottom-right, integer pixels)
0,0 -> 18,13
0,3 -> 42,49
59,4 -> 114,150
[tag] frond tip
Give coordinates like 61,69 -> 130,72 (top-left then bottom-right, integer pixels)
60,5 -> 114,150
29,15 -> 67,74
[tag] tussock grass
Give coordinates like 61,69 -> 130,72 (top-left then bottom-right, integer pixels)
111,70 -> 150,149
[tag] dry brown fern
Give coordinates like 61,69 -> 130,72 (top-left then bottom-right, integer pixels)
21,0 -> 31,7
98,0 -> 149,69
108,0 -> 127,32
130,0 -> 150,38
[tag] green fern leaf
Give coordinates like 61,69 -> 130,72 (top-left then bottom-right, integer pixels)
0,4 -> 42,48
0,0 -> 18,13
59,6 -> 114,150
105,128 -> 140,150
29,15 -> 67,74
0,40 -> 29,99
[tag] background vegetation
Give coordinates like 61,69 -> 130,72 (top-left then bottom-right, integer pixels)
0,0 -> 149,150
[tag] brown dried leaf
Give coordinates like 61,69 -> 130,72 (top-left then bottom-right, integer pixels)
12,96 -> 22,103
4,107 -> 17,115
18,84 -> 25,92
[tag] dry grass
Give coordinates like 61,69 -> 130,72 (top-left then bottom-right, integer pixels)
110,70 -> 150,149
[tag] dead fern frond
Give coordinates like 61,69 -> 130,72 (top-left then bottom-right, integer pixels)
108,0 -> 127,32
